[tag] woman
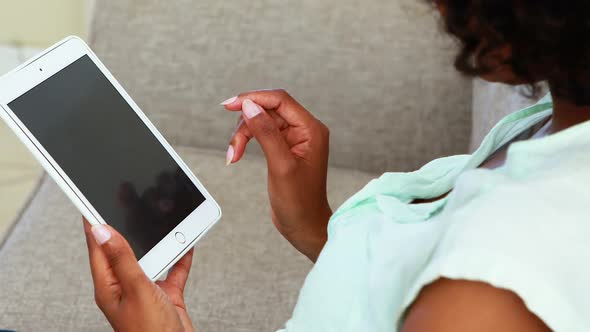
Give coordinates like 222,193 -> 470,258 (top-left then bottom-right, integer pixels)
83,1 -> 590,331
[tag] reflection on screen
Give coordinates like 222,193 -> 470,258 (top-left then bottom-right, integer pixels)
8,55 -> 205,259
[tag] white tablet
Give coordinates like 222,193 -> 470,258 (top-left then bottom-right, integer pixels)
0,36 -> 221,280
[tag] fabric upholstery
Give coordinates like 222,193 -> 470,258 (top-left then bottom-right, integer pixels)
470,79 -> 547,151
0,146 -> 375,332
89,0 -> 472,173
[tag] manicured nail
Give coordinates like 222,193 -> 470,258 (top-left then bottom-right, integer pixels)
220,96 -> 238,105
242,99 -> 263,119
226,145 -> 234,166
91,224 -> 112,245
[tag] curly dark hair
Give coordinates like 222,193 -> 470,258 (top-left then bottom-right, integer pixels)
430,0 -> 590,105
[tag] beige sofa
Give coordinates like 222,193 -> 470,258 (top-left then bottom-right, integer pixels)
0,1 -> 533,331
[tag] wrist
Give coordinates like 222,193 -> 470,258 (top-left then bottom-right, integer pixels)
288,204 -> 332,262
297,229 -> 328,263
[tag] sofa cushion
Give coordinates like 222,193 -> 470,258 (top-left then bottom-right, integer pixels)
470,79 -> 548,151
90,0 -> 472,173
0,146 -> 375,331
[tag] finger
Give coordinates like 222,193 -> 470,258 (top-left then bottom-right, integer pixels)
164,248 -> 195,292
240,99 -> 295,170
232,111 -> 287,138
227,116 -> 250,165
83,218 -> 118,293
89,223 -> 149,292
221,89 -> 314,127
229,111 -> 288,164
229,130 -> 250,164
268,110 -> 289,130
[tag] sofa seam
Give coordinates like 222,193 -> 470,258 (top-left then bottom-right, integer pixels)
0,172 -> 46,252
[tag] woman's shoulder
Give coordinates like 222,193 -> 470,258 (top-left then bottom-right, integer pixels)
401,163 -> 590,331
439,158 -> 590,268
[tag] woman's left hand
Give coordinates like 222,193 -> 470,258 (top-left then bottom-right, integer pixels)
83,218 -> 195,332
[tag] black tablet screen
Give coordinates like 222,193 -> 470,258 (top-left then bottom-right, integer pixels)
8,55 -> 206,259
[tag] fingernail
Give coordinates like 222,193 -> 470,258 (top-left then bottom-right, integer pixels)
220,96 -> 238,105
242,99 -> 263,119
91,224 -> 112,245
226,145 -> 234,166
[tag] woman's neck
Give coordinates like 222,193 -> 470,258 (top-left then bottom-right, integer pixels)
540,93 -> 590,137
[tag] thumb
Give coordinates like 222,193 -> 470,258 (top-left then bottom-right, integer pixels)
241,99 -> 294,170
90,224 -> 149,290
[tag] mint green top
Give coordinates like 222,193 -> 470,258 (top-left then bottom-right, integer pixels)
278,94 -> 590,332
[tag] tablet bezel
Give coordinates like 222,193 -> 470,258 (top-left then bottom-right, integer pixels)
0,36 -> 222,280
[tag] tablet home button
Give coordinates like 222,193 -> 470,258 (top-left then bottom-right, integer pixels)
175,232 -> 186,244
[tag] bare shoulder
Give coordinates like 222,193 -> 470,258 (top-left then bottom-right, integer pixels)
401,278 -> 552,332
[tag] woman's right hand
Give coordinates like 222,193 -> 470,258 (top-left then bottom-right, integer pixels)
83,219 -> 195,332
222,90 -> 332,262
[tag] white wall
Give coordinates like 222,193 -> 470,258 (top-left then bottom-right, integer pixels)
0,0 -> 91,47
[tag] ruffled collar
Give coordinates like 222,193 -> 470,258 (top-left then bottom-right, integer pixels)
330,94 -> 554,224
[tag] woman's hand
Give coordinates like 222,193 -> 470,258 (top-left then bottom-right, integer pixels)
222,89 -> 332,262
83,218 -> 195,332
